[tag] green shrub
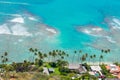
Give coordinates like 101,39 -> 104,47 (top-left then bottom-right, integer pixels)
114,62 -> 120,66
38,67 -> 43,72
59,67 -> 69,73
61,76 -> 70,80
100,64 -> 109,75
83,63 -> 91,71
36,59 -> 43,66
49,62 -> 57,68
60,72 -> 68,76
56,60 -> 68,67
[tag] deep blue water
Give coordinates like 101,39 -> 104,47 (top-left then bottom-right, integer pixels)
0,0 -> 120,62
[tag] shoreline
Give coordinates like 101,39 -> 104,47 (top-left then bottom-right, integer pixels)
86,62 -> 113,65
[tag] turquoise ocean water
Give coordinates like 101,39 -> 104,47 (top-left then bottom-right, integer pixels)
0,0 -> 120,63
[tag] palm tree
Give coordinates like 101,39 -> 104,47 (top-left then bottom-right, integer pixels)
4,52 -> 8,56
0,52 -> 9,79
29,48 -> 35,62
1,55 -> 3,59
34,52 -> 37,56
38,51 -> 43,60
56,49 -> 58,52
35,58 -> 38,64
66,54 -> 69,61
59,50 -> 61,53
29,48 -> 34,52
72,50 -> 77,63
1,52 -> 8,64
34,48 -> 38,52
107,49 -> 110,53
58,52 -> 62,60
78,50 -> 82,63
66,54 -> 69,57
5,58 -> 8,62
93,54 -> 96,58
43,53 -> 47,61
93,54 -> 96,65
99,55 -> 103,65
52,50 -> 57,61
61,56 -> 64,60
104,50 -> 108,54
74,51 -> 77,54
43,53 -> 47,58
85,53 -> 88,63
90,55 -> 93,65
81,55 -> 86,64
61,51 -> 67,60
101,49 -> 104,53
102,49 -> 110,62
85,53 -> 88,58
49,52 -> 52,62
62,51 -> 66,56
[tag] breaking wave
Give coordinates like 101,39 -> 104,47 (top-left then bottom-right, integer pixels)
0,13 -> 59,62
0,1 -> 30,5
77,26 -> 108,37
77,17 -> 120,62
0,15 -> 58,36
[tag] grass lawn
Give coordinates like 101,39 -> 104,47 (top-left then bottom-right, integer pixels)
54,68 -> 60,74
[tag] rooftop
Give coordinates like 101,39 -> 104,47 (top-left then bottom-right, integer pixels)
48,68 -> 54,72
106,64 -> 120,73
43,67 -> 49,75
106,64 -> 120,79
68,64 -> 80,70
90,65 -> 101,71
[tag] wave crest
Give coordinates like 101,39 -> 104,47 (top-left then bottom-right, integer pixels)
0,1 -> 30,5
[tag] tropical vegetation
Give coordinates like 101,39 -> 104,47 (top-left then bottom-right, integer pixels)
0,48 -> 118,80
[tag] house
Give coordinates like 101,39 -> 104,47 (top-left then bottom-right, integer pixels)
43,67 -> 49,75
48,68 -> 54,73
78,64 -> 87,74
68,64 -> 87,74
68,64 -> 80,70
106,64 -> 120,74
106,64 -> 120,79
90,65 -> 102,72
90,65 -> 103,77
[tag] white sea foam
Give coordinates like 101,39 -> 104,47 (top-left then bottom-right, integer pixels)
107,18 -> 120,30
105,36 -> 116,43
89,17 -> 120,53
78,26 -> 107,37
110,23 -> 120,29
0,23 -> 32,36
28,17 -> 37,21
10,17 -> 24,23
46,28 -> 57,34
92,27 -> 102,31
83,29 -> 91,34
0,15 -> 58,37
11,24 -> 32,36
0,13 -> 59,62
112,18 -> 120,26
0,1 -> 30,5
79,25 -> 116,44
0,24 -> 11,34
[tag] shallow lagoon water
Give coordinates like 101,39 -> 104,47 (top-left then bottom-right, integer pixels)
0,0 -> 120,62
